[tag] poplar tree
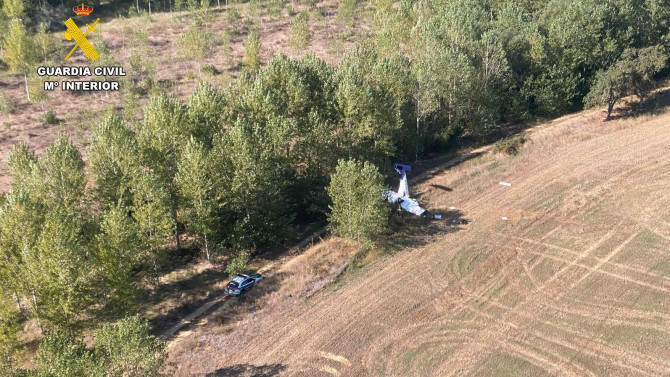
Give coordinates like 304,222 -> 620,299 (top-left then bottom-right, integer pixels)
94,205 -> 143,313
242,30 -> 262,74
34,331 -> 104,377
89,115 -> 141,210
137,94 -> 188,250
186,82 -> 226,147
177,25 -> 213,75
226,121 -> 293,249
33,135 -> 86,217
94,316 -> 169,376
176,138 -> 220,261
132,171 -> 173,287
3,18 -> 35,102
327,159 -> 388,245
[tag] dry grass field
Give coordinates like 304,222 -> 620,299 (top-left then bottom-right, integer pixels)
167,101 -> 670,376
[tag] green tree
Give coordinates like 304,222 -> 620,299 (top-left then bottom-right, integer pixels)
5,142 -> 37,193
132,170 -> 173,287
32,134 -> 86,217
627,45 -> 667,101
288,13 -> 311,51
94,205 -> 143,314
0,137 -> 92,330
34,22 -> 60,64
1,0 -> 24,19
336,0 -> 358,27
327,159 -> 388,245
176,138 -> 220,261
242,30 -> 261,74
225,121 -> 293,249
25,209 -> 93,328
137,94 -> 188,250
0,289 -> 21,373
186,82 -> 226,147
94,315 -> 169,377
585,46 -> 667,119
3,18 -> 36,102
89,115 -> 141,209
225,250 -> 249,276
0,191 -> 43,321
177,25 -> 213,75
34,332 -> 103,377
584,61 -> 629,119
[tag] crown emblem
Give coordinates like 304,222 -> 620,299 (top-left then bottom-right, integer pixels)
73,3 -> 93,16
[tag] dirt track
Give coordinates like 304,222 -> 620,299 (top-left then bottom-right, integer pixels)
169,106 -> 670,376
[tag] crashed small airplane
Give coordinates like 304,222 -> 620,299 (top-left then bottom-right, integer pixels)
385,163 -> 438,218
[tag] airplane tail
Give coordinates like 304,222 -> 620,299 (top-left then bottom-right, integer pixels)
394,163 -> 411,197
398,171 -> 409,197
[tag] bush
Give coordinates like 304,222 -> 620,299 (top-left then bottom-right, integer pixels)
337,0 -> 358,26
288,13 -> 311,51
226,250 -> 250,276
45,108 -> 58,124
0,91 -> 12,114
227,7 -> 241,23
327,159 -> 388,245
202,64 -> 218,75
494,134 -> 526,155
242,31 -> 261,74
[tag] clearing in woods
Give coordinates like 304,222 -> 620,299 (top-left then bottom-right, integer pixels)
167,101 -> 670,376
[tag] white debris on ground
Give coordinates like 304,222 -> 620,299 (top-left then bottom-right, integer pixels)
449,206 -> 456,210
499,181 -> 512,186
501,216 -> 508,221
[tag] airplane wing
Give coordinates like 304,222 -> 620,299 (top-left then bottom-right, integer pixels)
398,198 -> 426,216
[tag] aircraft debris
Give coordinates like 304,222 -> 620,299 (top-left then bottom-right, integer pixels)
384,164 -> 427,217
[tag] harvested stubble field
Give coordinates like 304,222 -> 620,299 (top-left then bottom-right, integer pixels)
169,105 -> 670,376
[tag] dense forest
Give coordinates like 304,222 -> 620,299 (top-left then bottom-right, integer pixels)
1,0 -> 669,374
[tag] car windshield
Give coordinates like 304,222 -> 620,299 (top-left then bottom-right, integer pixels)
227,281 -> 238,288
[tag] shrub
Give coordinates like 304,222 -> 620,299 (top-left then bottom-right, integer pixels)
202,64 -> 218,75
242,31 -> 261,74
45,108 -> 58,124
227,7 -> 241,23
288,13 -> 311,51
337,0 -> 358,26
226,250 -> 250,276
0,91 -> 12,114
494,134 -> 526,155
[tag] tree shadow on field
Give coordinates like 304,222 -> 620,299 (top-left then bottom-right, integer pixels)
398,150 -> 486,188
204,363 -> 287,377
609,88 -> 670,121
146,267 -> 229,336
156,273 -> 283,341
